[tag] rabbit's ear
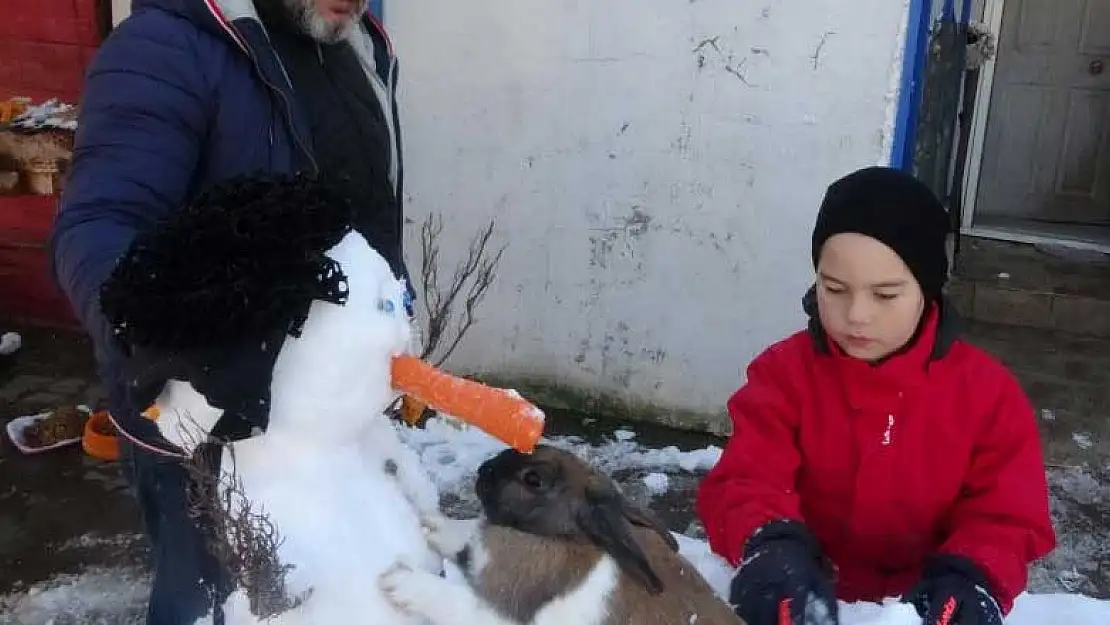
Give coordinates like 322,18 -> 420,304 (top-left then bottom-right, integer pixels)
621,500 -> 679,553
578,483 -> 665,595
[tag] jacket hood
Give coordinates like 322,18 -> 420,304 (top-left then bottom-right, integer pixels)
129,0 -> 392,62
130,0 -> 262,45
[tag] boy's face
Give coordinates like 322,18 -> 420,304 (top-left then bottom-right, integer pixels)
815,233 -> 925,362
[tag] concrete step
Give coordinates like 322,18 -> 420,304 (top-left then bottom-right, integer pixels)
949,237 -> 1110,338
963,320 -> 1109,470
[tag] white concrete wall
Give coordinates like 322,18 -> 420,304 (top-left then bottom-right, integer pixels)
111,0 -> 131,27
972,0 -> 988,21
389,0 -> 911,431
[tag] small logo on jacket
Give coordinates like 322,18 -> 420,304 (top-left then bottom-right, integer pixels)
881,414 -> 895,446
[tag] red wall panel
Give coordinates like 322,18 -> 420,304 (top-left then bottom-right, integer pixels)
0,195 -> 78,328
0,0 -> 104,101
0,1 -> 102,328
2,0 -> 103,46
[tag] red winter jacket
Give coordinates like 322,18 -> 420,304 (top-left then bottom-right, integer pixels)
696,303 -> 1056,614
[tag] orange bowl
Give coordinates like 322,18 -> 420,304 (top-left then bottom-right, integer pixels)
82,410 -> 120,461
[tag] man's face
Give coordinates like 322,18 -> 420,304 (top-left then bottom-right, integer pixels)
285,0 -> 368,43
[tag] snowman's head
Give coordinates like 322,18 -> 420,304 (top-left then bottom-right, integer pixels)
100,173 -> 410,453
266,227 -> 412,440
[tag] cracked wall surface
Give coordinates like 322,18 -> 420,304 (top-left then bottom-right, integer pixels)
388,0 -> 911,430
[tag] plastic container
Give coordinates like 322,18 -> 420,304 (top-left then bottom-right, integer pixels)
5,406 -> 91,454
82,410 -> 120,461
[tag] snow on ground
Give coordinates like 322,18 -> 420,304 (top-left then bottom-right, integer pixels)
676,532 -> 1110,625
642,471 -> 671,495
1031,465 -> 1110,596
0,566 -> 149,624
2,418 -> 1108,624
398,421 -> 722,494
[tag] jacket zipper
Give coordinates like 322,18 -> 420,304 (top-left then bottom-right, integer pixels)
226,21 -> 320,176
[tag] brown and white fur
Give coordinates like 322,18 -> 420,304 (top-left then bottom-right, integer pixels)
378,444 -> 744,625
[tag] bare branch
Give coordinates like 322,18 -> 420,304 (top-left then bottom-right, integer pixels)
415,213 -> 506,367
419,214 -> 446,353
177,413 -> 311,618
435,237 -> 506,367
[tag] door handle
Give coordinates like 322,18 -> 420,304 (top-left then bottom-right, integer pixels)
1090,58 -> 1104,75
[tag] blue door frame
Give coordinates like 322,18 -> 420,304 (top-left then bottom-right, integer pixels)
890,0 -> 972,170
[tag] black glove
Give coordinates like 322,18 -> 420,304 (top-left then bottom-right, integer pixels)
904,554 -> 1003,625
729,520 -> 839,625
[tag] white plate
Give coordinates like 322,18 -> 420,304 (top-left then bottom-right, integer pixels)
5,406 -> 91,455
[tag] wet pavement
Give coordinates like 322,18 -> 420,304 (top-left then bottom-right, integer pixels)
0,319 -> 1107,618
0,327 -> 146,601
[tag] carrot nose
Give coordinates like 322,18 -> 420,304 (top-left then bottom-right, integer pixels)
390,354 -> 545,453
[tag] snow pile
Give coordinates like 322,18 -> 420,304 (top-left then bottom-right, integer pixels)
53,533 -> 145,552
674,534 -> 1110,624
0,566 -> 149,624
1032,465 -> 1110,595
614,429 -> 637,442
398,418 -> 722,496
1073,432 -> 1094,451
1054,466 -> 1110,506
396,418 -> 506,493
560,432 -> 723,474
642,471 -> 671,495
6,98 -> 79,131
0,331 -> 21,356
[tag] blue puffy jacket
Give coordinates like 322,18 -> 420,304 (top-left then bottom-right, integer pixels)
49,0 -> 405,449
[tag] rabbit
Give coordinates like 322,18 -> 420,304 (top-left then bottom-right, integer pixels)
378,444 -> 745,625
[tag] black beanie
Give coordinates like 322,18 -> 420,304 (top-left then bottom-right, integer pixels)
811,166 -> 951,301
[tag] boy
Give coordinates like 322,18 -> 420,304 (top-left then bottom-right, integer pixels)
696,167 -> 1056,625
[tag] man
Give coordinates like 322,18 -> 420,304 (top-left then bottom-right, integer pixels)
49,0 -> 408,622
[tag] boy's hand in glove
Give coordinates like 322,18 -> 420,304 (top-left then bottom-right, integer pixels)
904,555 -> 1004,625
729,520 -> 839,625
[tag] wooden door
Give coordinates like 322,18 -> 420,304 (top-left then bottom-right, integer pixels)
976,0 -> 1110,225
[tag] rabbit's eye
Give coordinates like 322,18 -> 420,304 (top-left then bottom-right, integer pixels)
520,469 -> 544,489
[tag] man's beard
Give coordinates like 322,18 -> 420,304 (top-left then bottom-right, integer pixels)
283,0 -> 367,44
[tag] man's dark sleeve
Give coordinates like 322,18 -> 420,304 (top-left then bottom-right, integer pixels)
50,12 -> 210,359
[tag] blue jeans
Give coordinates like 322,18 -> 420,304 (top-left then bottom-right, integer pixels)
121,441 -> 230,624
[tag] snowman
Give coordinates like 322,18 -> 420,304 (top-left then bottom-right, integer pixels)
98,174 -> 478,624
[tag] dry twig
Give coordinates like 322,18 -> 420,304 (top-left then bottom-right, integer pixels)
177,414 -> 311,618
416,213 -> 506,367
